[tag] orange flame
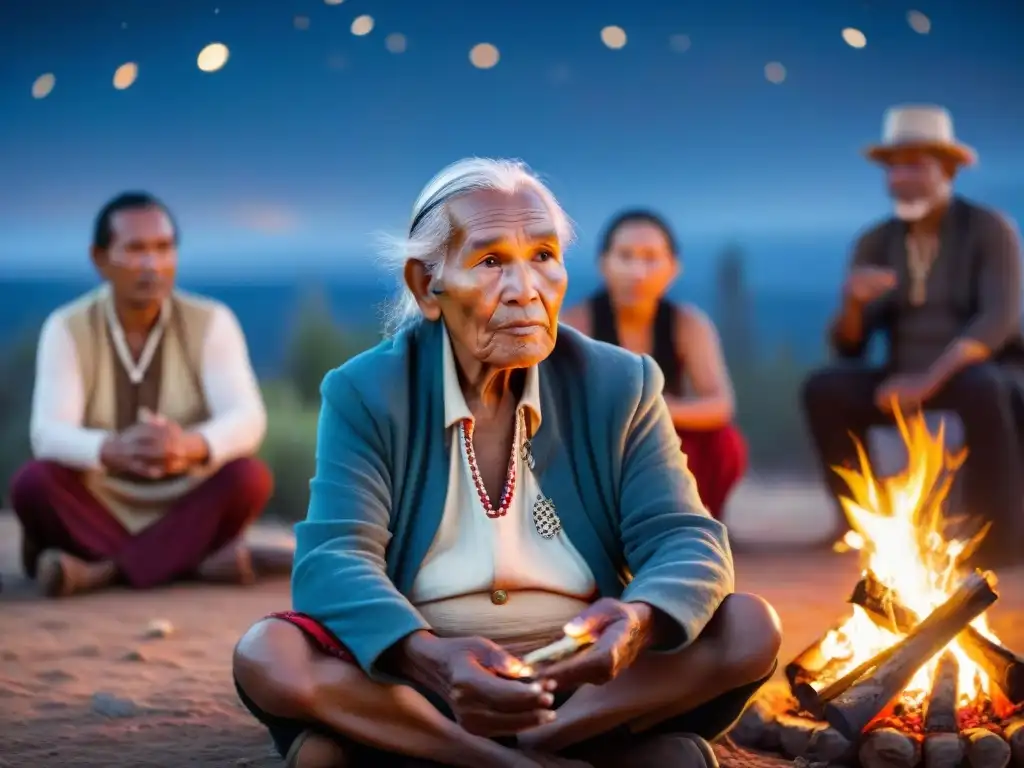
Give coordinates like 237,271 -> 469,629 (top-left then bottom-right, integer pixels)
818,409 -> 996,706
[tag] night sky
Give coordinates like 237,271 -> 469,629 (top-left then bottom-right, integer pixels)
3,0 -> 1023,282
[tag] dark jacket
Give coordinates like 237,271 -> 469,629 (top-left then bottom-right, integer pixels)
832,196 -> 1024,366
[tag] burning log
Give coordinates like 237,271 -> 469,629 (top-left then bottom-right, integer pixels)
851,571 -> 1024,703
1003,717 -> 1024,766
963,727 -> 1011,768
785,622 -> 851,689
859,727 -> 919,768
923,652 -> 958,733
774,713 -> 827,759
922,733 -> 963,768
773,713 -> 851,763
824,571 -> 998,740
921,653 -> 962,768
792,642 -> 903,718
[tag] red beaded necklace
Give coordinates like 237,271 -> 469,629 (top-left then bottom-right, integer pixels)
460,410 -> 522,519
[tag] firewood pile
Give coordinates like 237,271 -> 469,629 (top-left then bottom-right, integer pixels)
731,570 -> 1024,767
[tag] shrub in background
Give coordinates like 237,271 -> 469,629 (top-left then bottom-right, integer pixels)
0,332 -> 36,500
259,381 -> 319,521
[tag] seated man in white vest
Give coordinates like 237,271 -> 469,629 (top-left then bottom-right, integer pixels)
8,192 -> 285,598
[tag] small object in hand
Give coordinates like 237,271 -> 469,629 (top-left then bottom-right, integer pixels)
522,632 -> 593,668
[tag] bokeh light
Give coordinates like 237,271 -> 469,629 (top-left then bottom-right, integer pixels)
469,43 -> 500,69
31,73 -> 55,99
324,0 -> 344,4
601,26 -> 627,50
112,62 -> 138,90
549,64 -> 572,86
842,28 -> 867,48
351,15 -> 374,36
669,33 -> 691,53
907,10 -> 931,34
764,62 -> 787,84
197,43 -> 230,73
293,15 -> 310,31
385,33 -> 407,54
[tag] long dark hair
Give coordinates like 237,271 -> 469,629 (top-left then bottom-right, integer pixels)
597,209 -> 679,260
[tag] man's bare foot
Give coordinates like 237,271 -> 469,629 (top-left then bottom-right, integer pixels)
285,730 -> 351,767
197,541 -> 257,585
36,550 -> 116,598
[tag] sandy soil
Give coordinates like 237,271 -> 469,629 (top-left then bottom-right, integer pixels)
2,487 -> 1023,767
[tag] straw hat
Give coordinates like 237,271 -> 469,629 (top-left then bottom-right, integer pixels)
865,105 -> 977,166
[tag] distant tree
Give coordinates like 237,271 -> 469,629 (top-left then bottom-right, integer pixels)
714,244 -> 755,369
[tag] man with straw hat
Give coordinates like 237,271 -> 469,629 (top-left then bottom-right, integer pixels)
801,104 -> 1024,567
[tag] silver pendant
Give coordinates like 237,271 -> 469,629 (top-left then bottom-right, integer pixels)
532,494 -> 562,540
521,439 -> 536,470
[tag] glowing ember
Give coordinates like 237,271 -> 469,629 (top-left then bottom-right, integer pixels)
469,43 -> 500,70
385,33 -> 407,54
907,10 -> 932,35
351,15 -> 374,37
764,62 -> 787,84
197,43 -> 230,73
669,33 -> 691,53
113,62 -> 138,90
600,26 -> 627,50
816,410 -> 997,708
31,73 -> 56,99
842,27 -> 867,49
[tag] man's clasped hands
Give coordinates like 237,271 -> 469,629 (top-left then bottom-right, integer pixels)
99,408 -> 208,479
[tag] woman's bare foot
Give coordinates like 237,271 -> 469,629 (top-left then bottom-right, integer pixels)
36,550 -> 116,598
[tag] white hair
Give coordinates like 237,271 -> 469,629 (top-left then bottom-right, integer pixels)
376,157 -> 575,335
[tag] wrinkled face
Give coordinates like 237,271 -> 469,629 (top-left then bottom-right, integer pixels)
411,188 -> 567,369
92,206 -> 177,308
600,221 -> 678,308
885,148 -> 948,204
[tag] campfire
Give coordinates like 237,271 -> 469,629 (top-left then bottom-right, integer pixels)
734,412 -> 1024,768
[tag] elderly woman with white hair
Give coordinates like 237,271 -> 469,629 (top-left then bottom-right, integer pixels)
232,158 -> 782,768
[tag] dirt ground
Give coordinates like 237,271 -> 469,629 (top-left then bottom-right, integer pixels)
3,504 -> 1024,768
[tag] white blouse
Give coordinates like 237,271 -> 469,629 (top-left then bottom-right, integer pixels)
409,330 -> 596,609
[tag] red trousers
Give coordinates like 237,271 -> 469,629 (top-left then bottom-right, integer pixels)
9,458 -> 272,589
677,425 -> 748,519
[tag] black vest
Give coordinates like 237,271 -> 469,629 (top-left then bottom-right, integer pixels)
588,291 -> 684,396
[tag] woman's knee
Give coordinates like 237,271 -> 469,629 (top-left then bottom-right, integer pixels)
234,619 -> 319,718
715,593 -> 782,684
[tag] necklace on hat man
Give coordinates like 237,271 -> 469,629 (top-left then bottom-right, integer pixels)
906,233 -> 940,307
